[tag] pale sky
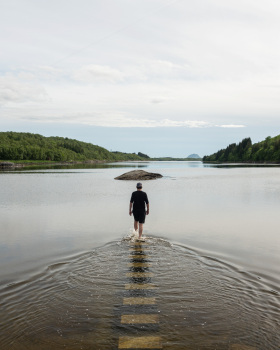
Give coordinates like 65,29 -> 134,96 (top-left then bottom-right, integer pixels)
1,0 -> 280,157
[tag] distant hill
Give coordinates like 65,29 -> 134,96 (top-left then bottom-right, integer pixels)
187,154 -> 201,159
0,132 -> 145,162
203,135 -> 280,163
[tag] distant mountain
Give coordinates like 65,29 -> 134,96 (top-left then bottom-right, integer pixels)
203,135 -> 280,162
187,154 -> 201,159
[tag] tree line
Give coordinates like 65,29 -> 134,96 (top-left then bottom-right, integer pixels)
203,135 -> 280,162
0,132 -> 146,162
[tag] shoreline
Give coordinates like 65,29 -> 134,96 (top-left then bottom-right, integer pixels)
203,160 -> 280,165
1,159 -> 280,170
0,160 -> 109,169
0,159 -> 202,169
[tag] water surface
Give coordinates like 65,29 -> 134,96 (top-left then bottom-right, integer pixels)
0,162 -> 279,349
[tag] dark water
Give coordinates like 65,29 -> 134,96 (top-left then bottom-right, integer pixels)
0,162 -> 279,349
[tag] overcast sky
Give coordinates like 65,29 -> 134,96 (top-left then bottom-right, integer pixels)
1,0 -> 280,157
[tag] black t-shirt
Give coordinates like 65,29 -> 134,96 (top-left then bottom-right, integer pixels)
130,191 -> 149,213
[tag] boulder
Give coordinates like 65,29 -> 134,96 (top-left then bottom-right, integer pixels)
115,169 -> 162,180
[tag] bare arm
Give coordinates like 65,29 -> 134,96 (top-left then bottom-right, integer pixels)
146,203 -> 149,215
129,202 -> 133,216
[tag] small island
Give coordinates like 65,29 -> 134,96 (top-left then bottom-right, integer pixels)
115,169 -> 163,180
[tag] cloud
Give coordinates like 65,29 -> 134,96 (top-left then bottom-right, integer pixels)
160,119 -> 211,128
35,66 -> 63,80
17,110 -> 245,129
73,64 -> 124,83
0,74 -> 47,104
219,124 -> 246,128
1,0 -> 280,133
150,96 -> 167,104
39,65 -> 61,73
138,59 -> 197,81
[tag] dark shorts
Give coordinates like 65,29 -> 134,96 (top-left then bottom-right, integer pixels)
133,211 -> 146,224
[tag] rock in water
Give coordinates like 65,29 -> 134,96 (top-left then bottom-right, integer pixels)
115,169 -> 162,180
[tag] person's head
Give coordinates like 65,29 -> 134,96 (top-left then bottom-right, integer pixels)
136,182 -> 142,190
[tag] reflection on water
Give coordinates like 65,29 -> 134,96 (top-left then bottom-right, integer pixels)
0,239 -> 279,349
2,160 -> 280,173
0,161 -> 149,172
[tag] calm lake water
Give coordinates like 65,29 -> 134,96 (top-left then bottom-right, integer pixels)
0,161 -> 279,349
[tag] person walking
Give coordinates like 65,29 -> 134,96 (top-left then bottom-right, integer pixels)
129,182 -> 149,240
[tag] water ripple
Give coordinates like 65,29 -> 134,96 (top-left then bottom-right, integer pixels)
0,240 -> 279,349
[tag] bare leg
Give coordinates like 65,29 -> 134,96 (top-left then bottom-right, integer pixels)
139,223 -> 143,238
134,220 -> 138,232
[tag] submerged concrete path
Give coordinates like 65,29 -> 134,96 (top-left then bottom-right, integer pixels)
118,241 -> 162,349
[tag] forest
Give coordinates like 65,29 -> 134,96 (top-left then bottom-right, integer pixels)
0,132 -> 146,162
203,135 -> 280,162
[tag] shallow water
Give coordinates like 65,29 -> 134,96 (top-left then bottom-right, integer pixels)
1,238 -> 279,349
0,162 -> 279,349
